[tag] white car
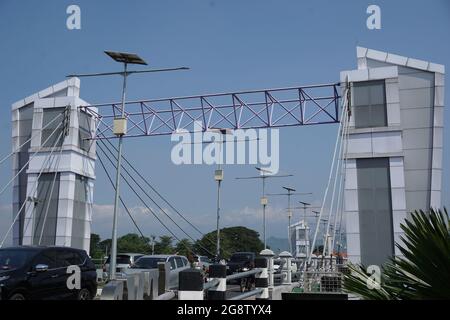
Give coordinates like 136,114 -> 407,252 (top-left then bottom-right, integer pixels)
103,253 -> 144,278
193,255 -> 211,272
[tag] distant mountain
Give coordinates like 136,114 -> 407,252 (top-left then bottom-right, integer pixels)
267,236 -> 289,254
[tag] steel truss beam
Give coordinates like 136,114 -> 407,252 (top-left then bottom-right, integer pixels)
80,82 -> 341,139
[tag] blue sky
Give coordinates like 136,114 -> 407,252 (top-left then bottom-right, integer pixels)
0,0 -> 449,243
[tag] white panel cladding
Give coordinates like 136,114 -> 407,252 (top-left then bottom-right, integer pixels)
346,233 -> 361,256
347,255 -> 361,264
404,169 -> 431,191
391,188 -> 407,211
400,72 -> 434,89
56,199 -> 74,220
372,131 -> 402,154
428,63 -> 445,74
435,86 -> 444,108
340,69 -> 369,83
344,168 -> 357,189
393,232 -> 406,256
368,66 -> 398,80
27,151 -> 96,179
432,148 -> 443,169
345,158 -> 357,169
366,48 -> 388,62
55,236 -> 72,247
347,133 -> 372,154
386,81 -> 400,104
434,106 -> 444,127
433,127 -> 443,148
402,128 -> 432,150
345,211 -> 359,234
405,190 -> 429,212
399,87 -> 434,109
406,58 -> 429,70
357,57 -> 367,70
55,217 -> 73,238
386,53 -> 408,66
344,189 -> 358,212
400,107 -> 433,129
389,166 -> 405,188
392,210 -> 407,233
435,73 -> 445,87
356,46 -> 368,58
58,175 -> 76,200
430,191 -> 441,208
431,169 -> 442,191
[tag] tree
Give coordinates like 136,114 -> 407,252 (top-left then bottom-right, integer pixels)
194,226 -> 264,259
117,233 -> 151,253
175,238 -> 194,261
154,235 -> 174,254
89,233 -> 102,259
343,208 -> 450,299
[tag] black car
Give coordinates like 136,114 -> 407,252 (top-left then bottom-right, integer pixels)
0,246 -> 97,300
226,252 -> 256,275
226,252 -> 256,292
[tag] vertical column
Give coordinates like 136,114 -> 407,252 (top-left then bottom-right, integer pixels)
254,257 -> 269,300
279,251 -> 292,284
178,269 -> 204,300
207,264 -> 227,300
56,172 -> 75,247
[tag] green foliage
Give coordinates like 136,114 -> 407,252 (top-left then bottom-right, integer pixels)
89,226 -> 264,261
89,233 -> 103,259
343,208 -> 450,300
117,233 -> 151,253
154,235 -> 174,254
194,226 -> 264,259
175,238 -> 194,261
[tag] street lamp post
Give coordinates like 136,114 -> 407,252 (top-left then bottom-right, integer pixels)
236,168 -> 292,249
67,51 -> 189,280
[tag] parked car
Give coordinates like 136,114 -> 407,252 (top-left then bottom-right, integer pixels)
0,246 -> 97,300
102,253 -> 144,277
226,252 -> 255,275
126,254 -> 190,289
226,252 -> 256,292
193,255 -> 211,272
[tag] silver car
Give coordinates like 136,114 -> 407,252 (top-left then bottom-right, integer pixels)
193,255 -> 211,272
126,254 -> 190,289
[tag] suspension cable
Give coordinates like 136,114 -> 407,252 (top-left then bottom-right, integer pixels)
0,120 -> 65,198
96,151 -> 147,239
99,135 -> 220,250
308,87 -> 349,265
37,141 -> 65,245
0,111 -> 64,167
323,101 -> 350,256
20,131 -> 66,245
96,142 -> 213,256
0,129 -> 65,247
330,103 -> 351,255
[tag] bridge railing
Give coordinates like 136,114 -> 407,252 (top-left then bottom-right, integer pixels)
178,249 -> 299,300
99,262 -> 175,300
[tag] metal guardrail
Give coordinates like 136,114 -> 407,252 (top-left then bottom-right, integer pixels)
203,278 -> 220,291
154,291 -> 176,300
226,268 -> 262,281
229,288 -> 264,300
302,270 -> 344,293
